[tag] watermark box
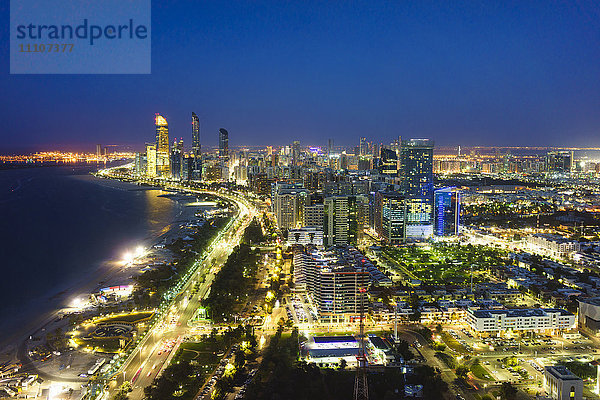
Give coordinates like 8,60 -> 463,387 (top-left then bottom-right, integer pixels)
10,0 -> 151,74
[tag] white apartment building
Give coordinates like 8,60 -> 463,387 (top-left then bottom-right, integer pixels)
273,193 -> 302,230
527,234 -> 581,259
271,182 -> 308,231
466,308 -> 576,335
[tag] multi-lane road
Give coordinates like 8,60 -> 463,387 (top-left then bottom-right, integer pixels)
98,188 -> 256,400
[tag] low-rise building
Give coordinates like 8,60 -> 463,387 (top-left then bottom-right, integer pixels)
466,308 -> 576,336
577,297 -> 600,333
543,365 -> 583,400
527,234 -> 581,259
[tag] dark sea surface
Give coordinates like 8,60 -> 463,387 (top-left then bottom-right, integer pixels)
0,165 -> 181,342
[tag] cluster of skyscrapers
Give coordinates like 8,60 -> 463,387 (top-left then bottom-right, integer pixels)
272,138 -> 460,247
277,140 -> 461,324
134,119 -> 460,245
134,113 -> 229,181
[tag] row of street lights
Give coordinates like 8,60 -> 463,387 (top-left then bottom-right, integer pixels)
89,186 -> 254,399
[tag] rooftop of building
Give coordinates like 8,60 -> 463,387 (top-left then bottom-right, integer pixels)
313,335 -> 356,344
544,365 -> 582,381
578,297 -> 600,307
470,308 -> 573,319
529,233 -> 577,244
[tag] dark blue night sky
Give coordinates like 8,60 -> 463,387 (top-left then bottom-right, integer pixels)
1,1 -> 600,152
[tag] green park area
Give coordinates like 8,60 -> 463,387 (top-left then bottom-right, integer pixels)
470,360 -> 494,381
440,332 -> 468,354
202,242 -> 260,322
382,243 -> 507,285
95,311 -> 154,325
435,352 -> 494,382
70,311 -> 155,353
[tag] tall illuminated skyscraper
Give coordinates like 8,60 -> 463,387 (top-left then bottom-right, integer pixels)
434,187 -> 461,236
400,139 -> 434,200
171,138 -> 184,180
146,143 -> 157,177
327,138 -> 334,168
375,191 -> 406,244
155,114 -> 170,177
546,151 -> 573,173
191,112 -> 202,180
400,139 -> 434,239
359,137 -> 367,156
324,195 -> 367,246
218,128 -> 229,160
191,112 -> 200,151
379,148 -> 398,176
292,140 -> 300,166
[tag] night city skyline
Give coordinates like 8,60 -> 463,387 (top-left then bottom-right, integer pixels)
2,1 -> 600,152
4,3 -> 600,400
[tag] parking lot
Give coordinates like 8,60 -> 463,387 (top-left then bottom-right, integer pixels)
286,294 -> 318,325
440,326 -> 600,392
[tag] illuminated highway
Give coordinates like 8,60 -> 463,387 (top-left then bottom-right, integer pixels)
88,170 -> 257,400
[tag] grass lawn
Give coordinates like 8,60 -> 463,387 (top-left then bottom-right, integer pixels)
76,337 -> 129,353
175,341 -> 224,365
441,332 -> 468,354
382,244 -> 506,285
470,363 -> 494,381
96,311 -> 154,324
435,352 -> 457,369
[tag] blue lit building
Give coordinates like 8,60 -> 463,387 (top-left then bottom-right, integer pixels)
434,187 -> 461,236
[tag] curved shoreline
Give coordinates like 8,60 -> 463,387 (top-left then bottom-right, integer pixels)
0,177 -> 205,362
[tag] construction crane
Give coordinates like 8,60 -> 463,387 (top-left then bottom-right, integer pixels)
353,281 -> 368,400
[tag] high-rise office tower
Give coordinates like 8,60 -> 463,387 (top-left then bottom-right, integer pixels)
378,148 -> 398,176
546,151 -> 573,173
146,143 -> 157,177
96,144 -> 102,158
400,139 -> 434,199
400,139 -> 434,239
372,142 -> 380,159
218,128 -> 230,181
292,140 -> 300,166
324,195 -> 367,246
170,138 -> 184,180
375,191 -> 406,244
191,113 -> 200,151
191,112 -> 202,180
155,114 -> 170,177
218,128 -> 229,160
134,152 -> 147,176
434,187 -> 461,236
271,182 -> 308,230
303,203 -> 325,227
359,137 -> 367,156
327,138 -> 334,167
